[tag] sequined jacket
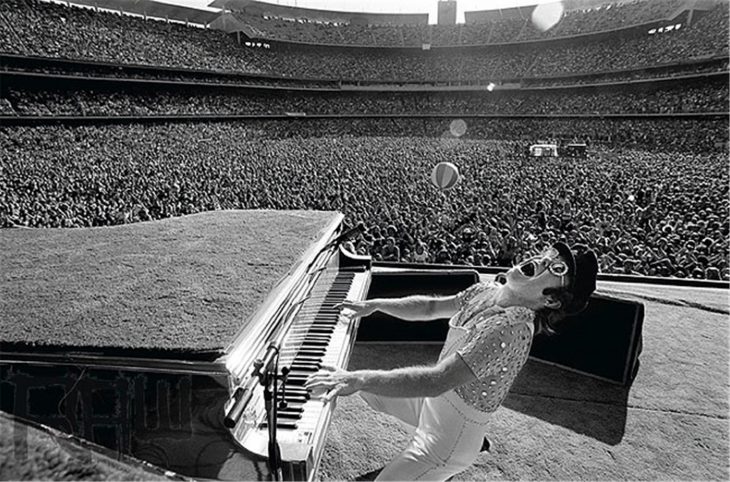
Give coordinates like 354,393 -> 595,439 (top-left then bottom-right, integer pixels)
438,281 -> 535,413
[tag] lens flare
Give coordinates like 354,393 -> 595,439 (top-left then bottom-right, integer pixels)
531,2 -> 564,32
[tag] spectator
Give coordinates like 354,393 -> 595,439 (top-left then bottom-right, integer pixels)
381,236 -> 401,262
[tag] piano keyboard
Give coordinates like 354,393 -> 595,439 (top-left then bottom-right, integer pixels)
230,257 -> 370,480
262,270 -> 357,427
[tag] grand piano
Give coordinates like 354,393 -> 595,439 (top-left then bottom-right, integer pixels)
0,210 -> 371,481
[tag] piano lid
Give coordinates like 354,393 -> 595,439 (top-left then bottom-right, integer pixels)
0,210 -> 342,363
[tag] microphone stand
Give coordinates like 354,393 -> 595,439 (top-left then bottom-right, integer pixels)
255,344 -> 289,482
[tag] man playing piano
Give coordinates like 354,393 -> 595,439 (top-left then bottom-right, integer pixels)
306,242 -> 599,481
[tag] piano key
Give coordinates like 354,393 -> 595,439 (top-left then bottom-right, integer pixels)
286,376 -> 311,385
260,422 -> 298,430
282,388 -> 309,396
289,364 -> 320,371
292,352 -> 321,363
277,411 -> 303,420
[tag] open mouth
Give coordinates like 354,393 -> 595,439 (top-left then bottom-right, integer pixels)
518,261 -> 536,277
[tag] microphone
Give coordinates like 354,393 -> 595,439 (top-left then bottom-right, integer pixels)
327,222 -> 366,248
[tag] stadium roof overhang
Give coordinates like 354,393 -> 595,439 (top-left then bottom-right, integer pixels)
67,0 -> 221,25
210,0 -> 428,25
208,11 -> 255,34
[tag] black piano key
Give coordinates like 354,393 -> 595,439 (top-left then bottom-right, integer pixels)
286,378 -> 310,386
289,364 -> 320,371
278,411 -> 303,420
299,341 -> 329,347
293,355 -> 324,362
303,338 -> 332,345
299,339 -> 329,346
301,334 -> 333,340
292,355 -> 324,362
305,328 -> 335,334
295,349 -> 326,355
287,373 -> 311,381
291,360 -> 321,366
260,422 -> 298,430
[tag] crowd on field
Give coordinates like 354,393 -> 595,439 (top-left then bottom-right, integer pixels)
1,121 -> 727,280
1,0 -> 727,82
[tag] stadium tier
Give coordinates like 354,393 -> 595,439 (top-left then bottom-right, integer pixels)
0,0 -> 728,81
2,78 -> 728,116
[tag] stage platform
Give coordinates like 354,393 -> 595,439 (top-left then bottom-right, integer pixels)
320,278 -> 729,481
0,211 -> 727,480
0,210 -> 338,355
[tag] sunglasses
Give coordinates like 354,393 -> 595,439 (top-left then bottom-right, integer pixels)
517,247 -> 570,286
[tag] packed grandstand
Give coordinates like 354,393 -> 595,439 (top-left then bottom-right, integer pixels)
0,0 -> 728,281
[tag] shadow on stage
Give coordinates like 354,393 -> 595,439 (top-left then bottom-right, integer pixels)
503,358 -> 631,446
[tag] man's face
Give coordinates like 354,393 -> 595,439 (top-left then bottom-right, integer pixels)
501,248 -> 570,308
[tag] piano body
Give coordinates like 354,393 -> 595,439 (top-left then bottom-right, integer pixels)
222,217 -> 372,480
0,210 -> 371,481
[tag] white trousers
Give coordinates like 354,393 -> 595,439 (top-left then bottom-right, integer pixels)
360,391 -> 490,481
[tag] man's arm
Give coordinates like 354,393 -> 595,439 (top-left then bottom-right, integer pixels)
305,353 -> 476,401
337,294 -> 460,322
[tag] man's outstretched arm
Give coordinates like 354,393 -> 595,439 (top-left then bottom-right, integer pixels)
305,353 -> 476,401
337,294 -> 460,322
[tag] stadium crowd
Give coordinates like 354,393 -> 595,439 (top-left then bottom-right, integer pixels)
215,0 -> 686,46
0,1 -> 727,283
3,56 -> 725,91
1,120 -> 727,280
522,59 -> 729,88
4,78 -> 727,116
1,0 -> 727,82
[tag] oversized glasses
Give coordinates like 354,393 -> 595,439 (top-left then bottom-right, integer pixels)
517,247 -> 570,284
